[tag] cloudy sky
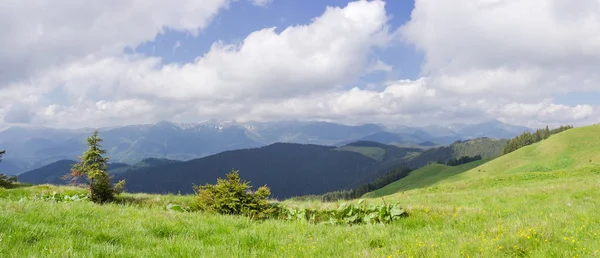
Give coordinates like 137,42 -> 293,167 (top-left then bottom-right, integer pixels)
1,0 -> 599,129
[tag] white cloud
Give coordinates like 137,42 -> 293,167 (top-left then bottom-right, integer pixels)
250,0 -> 273,7
0,0 -> 229,85
0,0 -> 396,128
398,0 -> 600,126
1,0 -> 600,130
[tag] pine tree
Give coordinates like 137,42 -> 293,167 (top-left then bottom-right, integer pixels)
66,131 -> 125,203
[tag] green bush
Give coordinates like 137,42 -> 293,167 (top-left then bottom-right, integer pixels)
193,169 -> 277,219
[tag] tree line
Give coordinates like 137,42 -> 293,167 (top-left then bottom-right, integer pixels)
438,155 -> 483,166
502,125 -> 573,155
290,166 -> 413,202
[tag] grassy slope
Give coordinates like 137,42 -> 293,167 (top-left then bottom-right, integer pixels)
450,124 -> 600,181
364,160 -> 487,198
1,125 -> 600,257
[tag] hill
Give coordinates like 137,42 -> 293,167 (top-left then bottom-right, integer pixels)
115,143 -> 384,199
450,124 -> 600,181
17,158 -> 180,185
18,137 -> 507,198
334,141 -> 422,162
364,124 -> 600,198
363,160 -> 487,198
115,138 -> 507,199
399,137 -> 507,168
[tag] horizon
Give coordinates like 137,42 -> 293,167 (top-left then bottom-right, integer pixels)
0,118 -> 545,132
1,0 -> 599,130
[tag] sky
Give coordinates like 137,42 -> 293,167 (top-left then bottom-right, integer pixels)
1,0 -> 599,130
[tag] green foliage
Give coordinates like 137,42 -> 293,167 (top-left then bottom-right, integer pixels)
502,125 -> 573,155
68,131 -> 125,203
193,169 -> 276,219
0,150 -> 17,188
279,199 -> 407,225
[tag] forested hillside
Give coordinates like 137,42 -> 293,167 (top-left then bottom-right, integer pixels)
18,136 -> 508,198
115,143 -> 381,198
18,158 -> 180,185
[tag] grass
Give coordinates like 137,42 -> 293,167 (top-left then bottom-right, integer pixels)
363,160 -> 488,198
1,124 -> 600,257
452,124 -> 600,181
1,167 -> 599,257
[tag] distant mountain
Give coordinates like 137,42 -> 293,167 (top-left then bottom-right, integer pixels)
0,159 -> 23,175
1,119 -> 530,174
17,158 -> 181,185
448,120 -> 532,139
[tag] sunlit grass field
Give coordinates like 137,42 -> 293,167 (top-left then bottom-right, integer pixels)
1,165 -> 598,257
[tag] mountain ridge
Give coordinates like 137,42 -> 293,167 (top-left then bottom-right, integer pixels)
1,119 -> 530,175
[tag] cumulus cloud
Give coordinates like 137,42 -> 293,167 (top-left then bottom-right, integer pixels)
399,0 -> 600,126
1,0 -> 599,129
0,0 -> 230,86
0,0 -> 396,128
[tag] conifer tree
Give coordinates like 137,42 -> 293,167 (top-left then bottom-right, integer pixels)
67,131 -> 125,203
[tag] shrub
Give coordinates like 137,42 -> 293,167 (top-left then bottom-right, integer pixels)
193,169 -> 277,219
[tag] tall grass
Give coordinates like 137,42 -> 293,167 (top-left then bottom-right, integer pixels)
1,166 -> 600,257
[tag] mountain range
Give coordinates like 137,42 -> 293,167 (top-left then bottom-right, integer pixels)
0,119 -> 530,175
17,137 -> 508,198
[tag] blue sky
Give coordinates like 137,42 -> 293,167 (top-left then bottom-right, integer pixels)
133,0 -> 422,86
1,0 -> 599,129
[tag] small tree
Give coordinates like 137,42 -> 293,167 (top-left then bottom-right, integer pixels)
66,131 -> 125,203
0,150 -> 17,188
194,169 -> 276,219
